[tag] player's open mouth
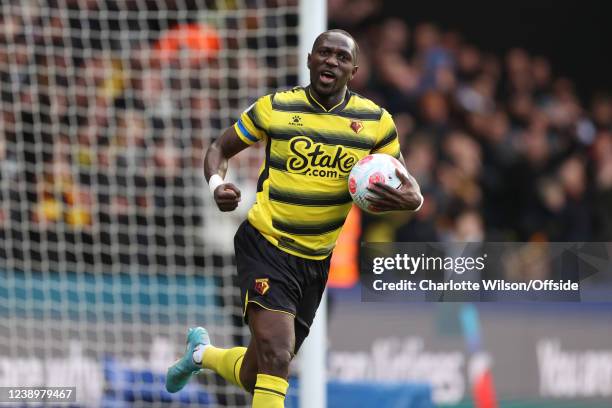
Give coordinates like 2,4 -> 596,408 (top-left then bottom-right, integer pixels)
319,70 -> 336,84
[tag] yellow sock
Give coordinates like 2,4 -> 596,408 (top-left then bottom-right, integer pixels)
252,373 -> 288,408
202,346 -> 247,389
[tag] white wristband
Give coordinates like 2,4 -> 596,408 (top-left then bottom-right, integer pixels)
208,174 -> 224,195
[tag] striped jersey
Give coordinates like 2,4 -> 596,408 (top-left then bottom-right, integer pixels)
234,86 -> 400,260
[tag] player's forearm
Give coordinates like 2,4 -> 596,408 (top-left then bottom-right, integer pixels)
204,127 -> 252,182
397,154 -> 421,192
204,140 -> 229,182
399,153 -> 424,210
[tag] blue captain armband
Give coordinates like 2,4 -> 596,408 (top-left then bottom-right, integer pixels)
236,119 -> 258,143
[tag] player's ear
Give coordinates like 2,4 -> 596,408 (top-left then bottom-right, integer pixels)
307,53 -> 312,69
350,65 -> 359,80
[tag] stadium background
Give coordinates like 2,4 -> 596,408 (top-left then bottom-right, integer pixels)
1,0 -> 612,407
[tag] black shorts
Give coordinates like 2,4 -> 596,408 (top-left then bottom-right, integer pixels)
234,220 -> 330,353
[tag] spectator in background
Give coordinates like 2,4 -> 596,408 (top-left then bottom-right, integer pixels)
418,90 -> 452,141
413,23 -> 454,93
591,94 -> 612,131
531,56 -> 553,102
558,155 -> 591,240
592,131 -> 612,240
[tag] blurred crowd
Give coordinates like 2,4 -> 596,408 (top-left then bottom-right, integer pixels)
1,0 -> 612,273
0,0 -> 297,267
329,0 -> 612,244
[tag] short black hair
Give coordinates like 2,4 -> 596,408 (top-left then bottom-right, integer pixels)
312,29 -> 359,65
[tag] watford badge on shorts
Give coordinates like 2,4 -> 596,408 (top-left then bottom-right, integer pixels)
350,120 -> 364,134
254,278 -> 270,295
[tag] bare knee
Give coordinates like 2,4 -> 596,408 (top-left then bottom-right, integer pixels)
240,335 -> 293,394
257,335 -> 293,377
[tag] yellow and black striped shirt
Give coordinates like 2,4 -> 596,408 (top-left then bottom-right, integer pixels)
234,86 -> 400,260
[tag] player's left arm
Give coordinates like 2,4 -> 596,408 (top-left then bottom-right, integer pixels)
367,110 -> 424,212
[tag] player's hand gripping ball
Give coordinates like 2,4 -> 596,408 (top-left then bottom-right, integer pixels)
348,153 -> 409,214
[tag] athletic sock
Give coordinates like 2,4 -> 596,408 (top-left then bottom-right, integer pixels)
199,346 -> 247,389
252,373 -> 288,407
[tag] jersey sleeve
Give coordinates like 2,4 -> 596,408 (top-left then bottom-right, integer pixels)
234,94 -> 272,145
371,109 -> 401,158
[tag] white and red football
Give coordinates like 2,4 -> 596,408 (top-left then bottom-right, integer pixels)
348,153 -> 407,214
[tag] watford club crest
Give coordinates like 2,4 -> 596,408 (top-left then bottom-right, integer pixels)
350,120 -> 364,134
254,278 -> 270,295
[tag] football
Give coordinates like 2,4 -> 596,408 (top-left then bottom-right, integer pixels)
348,153 -> 408,214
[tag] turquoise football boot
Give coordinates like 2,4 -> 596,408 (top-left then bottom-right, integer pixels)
165,327 -> 210,393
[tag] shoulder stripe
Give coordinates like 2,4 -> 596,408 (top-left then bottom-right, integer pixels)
347,93 -> 384,119
336,109 -> 382,120
373,127 -> 398,150
237,119 -> 258,142
272,218 -> 345,235
246,106 -> 265,131
269,187 -> 352,206
269,128 -> 374,150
